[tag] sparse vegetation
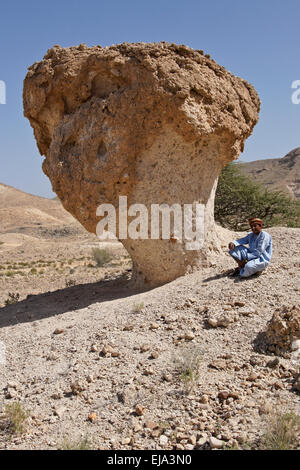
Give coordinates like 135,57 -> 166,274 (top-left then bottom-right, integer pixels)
4,292 -> 20,306
3,402 -> 29,434
65,279 -> 76,287
91,247 -> 113,267
260,411 -> 300,450
131,302 -> 144,313
174,346 -> 202,394
60,434 -> 93,450
215,163 -> 300,230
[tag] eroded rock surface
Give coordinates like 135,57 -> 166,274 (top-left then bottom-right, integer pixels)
264,305 -> 300,356
23,42 -> 260,286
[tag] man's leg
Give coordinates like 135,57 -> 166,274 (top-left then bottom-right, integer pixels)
229,245 -> 249,264
240,257 -> 268,277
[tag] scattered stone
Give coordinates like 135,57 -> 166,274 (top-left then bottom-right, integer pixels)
184,331 -> 195,341
70,380 -> 86,395
209,436 -> 224,449
263,305 -> 300,355
266,357 -> 280,368
159,435 -> 168,446
135,404 -> 146,416
54,406 -> 66,418
197,436 -> 208,446
53,328 -> 64,335
218,390 -> 230,400
162,374 -> 172,382
200,394 -> 209,404
121,437 -> 131,445
145,421 -> 159,430
88,412 -> 97,423
207,317 -> 218,328
208,360 -> 227,370
150,351 -> 159,359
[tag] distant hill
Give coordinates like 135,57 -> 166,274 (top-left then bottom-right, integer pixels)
239,147 -> 300,200
0,183 -> 83,236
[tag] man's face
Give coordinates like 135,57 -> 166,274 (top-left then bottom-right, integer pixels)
250,223 -> 262,235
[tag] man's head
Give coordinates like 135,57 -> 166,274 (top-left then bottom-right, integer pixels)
249,217 -> 263,235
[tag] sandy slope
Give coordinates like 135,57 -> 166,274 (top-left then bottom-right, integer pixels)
239,147 -> 300,199
0,183 -> 83,235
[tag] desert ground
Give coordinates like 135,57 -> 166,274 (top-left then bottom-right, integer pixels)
0,186 -> 299,450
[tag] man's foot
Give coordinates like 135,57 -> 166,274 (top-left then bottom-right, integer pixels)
229,267 -> 240,277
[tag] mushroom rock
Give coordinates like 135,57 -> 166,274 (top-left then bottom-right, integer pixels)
23,42 -> 260,287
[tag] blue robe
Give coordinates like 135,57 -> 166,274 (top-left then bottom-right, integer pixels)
229,230 -> 272,277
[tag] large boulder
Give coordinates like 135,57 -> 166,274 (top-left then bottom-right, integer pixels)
23,42 -> 260,286
264,305 -> 300,356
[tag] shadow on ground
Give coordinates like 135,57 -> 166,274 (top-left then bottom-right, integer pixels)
0,272 -> 151,328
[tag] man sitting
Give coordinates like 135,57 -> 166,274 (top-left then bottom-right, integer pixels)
228,218 -> 272,277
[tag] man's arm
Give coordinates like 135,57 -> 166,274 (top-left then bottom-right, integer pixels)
232,234 -> 250,247
247,232 -> 270,260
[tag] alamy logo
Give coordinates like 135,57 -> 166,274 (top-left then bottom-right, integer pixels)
0,341 -> 6,365
96,196 -> 205,250
0,80 -> 6,104
291,80 -> 300,104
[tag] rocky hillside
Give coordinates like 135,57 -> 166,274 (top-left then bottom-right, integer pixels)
239,147 -> 300,199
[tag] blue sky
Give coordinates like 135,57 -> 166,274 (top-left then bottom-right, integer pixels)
0,0 -> 299,197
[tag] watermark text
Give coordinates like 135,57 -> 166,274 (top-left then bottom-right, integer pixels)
291,80 -> 300,104
0,80 -> 6,104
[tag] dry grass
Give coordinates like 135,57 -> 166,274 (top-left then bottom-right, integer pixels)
173,345 -> 203,394
91,247 -> 113,267
60,434 -> 93,450
3,402 -> 29,434
261,411 -> 300,450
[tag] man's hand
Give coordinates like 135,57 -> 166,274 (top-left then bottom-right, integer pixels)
237,259 -> 247,269
228,242 -> 235,250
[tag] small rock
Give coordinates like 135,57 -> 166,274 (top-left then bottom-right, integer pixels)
145,421 -> 159,430
150,351 -> 159,359
197,436 -> 207,446
218,390 -> 230,400
218,315 -> 231,327
135,404 -> 146,416
162,374 -> 172,382
70,380 -> 86,395
266,358 -> 279,368
207,317 -> 218,328
53,328 -> 64,335
200,394 -> 209,404
54,406 -> 66,418
88,412 -> 97,423
209,436 -> 224,449
159,435 -> 168,446
291,340 -> 300,351
234,301 -> 245,307
184,331 -> 195,341
121,437 -> 131,445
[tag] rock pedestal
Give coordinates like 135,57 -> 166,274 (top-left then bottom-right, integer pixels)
23,42 -> 260,286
